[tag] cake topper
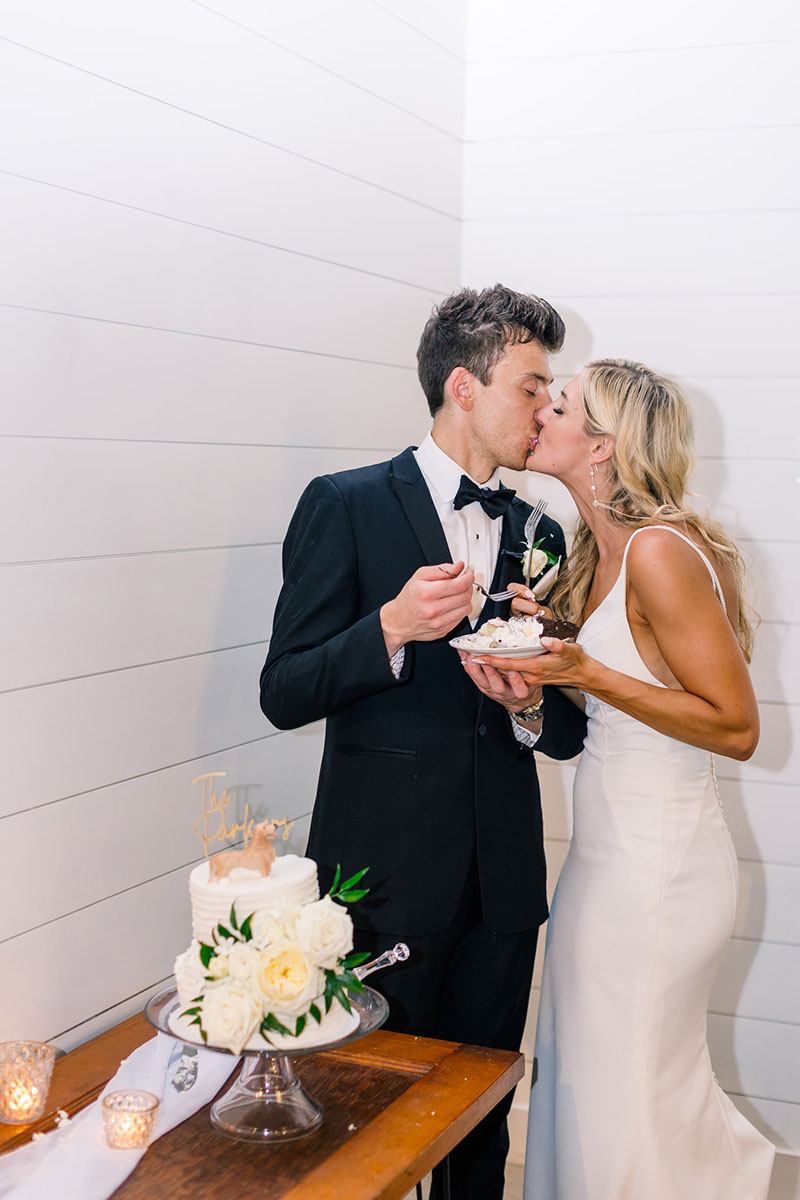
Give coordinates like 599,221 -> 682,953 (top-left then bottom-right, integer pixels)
192,772 -> 296,857
208,819 -> 277,881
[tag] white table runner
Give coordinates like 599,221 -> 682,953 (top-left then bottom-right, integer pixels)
0,1033 -> 239,1200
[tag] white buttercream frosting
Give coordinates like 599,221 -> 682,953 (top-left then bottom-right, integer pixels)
189,854 -> 319,943
168,994 -> 359,1051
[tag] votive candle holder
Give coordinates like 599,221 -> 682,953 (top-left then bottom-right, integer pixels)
102,1090 -> 160,1149
0,1041 -> 56,1124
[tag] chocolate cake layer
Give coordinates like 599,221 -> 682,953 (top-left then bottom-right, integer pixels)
539,616 -> 581,642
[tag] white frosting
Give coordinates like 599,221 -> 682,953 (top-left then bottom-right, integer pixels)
189,854 -> 319,943
167,997 -> 359,1052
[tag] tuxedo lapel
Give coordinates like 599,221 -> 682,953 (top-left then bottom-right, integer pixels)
390,447 -> 452,566
391,447 -> 473,637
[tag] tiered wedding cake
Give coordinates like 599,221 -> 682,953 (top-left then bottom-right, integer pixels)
172,822 -> 365,1053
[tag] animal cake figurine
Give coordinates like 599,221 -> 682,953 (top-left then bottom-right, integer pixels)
207,819 -> 277,881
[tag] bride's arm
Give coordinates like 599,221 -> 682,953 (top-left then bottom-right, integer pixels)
485,531 -> 758,760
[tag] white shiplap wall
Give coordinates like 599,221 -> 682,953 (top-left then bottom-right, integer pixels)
463,2 -> 800,1193
2,2 -> 798,1192
0,0 -> 464,1051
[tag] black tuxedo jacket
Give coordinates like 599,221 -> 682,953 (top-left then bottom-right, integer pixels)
260,448 -> 586,937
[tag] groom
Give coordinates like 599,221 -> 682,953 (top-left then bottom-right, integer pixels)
260,285 -> 586,1199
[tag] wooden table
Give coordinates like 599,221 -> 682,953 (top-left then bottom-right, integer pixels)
0,1013 -> 524,1200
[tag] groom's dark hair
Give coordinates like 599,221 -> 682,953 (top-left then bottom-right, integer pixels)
417,284 -> 565,416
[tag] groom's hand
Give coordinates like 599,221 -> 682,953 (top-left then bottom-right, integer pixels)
459,651 -> 543,715
380,562 -> 474,656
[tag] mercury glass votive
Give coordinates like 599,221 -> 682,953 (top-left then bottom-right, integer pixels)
102,1090 -> 160,1149
0,1041 -> 56,1124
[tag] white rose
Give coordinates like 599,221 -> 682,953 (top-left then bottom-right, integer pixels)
250,910 -> 285,948
521,546 -> 548,580
295,895 -> 354,970
205,953 -> 230,981
278,903 -> 303,939
175,944 -> 206,1009
201,979 -> 261,1054
227,942 -> 260,987
257,941 -> 323,1017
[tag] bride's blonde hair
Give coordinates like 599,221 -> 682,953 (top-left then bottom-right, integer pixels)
548,358 -> 756,660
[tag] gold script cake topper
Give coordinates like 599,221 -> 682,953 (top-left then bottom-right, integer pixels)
192,772 -> 295,857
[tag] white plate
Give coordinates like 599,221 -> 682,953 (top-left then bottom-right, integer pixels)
449,636 -> 549,658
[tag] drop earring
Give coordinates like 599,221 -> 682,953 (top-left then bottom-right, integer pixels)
590,461 -> 599,507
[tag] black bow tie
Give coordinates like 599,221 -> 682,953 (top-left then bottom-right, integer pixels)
453,475 -> 516,519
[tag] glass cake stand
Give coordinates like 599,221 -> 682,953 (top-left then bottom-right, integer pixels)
145,982 -> 389,1143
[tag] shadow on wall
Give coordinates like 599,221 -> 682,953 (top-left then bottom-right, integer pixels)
684,384 -> 792,1161
555,306 -> 594,379
765,1151 -> 800,1198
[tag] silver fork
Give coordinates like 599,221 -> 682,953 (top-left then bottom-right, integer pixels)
474,496 -> 550,602
475,582 -> 517,602
523,498 -> 549,589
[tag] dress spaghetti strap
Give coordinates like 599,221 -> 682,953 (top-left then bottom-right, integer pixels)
622,525 -> 727,615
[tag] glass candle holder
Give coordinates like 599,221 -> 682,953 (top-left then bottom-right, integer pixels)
102,1090 -> 159,1149
0,1042 -> 56,1124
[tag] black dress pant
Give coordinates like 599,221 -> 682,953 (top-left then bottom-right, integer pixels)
354,858 -> 539,1200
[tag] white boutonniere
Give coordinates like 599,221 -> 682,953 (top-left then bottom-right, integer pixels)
519,537 -> 558,583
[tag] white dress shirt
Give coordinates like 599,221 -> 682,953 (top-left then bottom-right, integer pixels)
387,434 -> 539,748
414,432 -> 502,625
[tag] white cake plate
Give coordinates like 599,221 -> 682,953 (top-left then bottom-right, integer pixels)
145,982 -> 389,1144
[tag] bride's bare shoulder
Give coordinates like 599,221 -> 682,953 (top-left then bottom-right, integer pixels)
626,525 -> 717,596
626,523 -> 737,619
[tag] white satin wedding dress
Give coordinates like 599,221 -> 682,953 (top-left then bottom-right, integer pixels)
524,526 -> 774,1200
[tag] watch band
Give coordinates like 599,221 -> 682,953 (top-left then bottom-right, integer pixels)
511,695 -> 545,723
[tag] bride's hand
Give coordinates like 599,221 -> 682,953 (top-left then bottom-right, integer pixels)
506,581 -> 554,620
477,638 -> 589,689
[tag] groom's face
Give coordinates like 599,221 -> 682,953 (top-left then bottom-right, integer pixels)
468,339 -> 553,472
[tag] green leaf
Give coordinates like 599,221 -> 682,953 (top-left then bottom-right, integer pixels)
216,923 -> 233,942
329,864 -> 342,896
239,914 -> 254,941
261,1012 -> 291,1037
199,943 -> 216,969
341,951 -> 370,968
338,888 -> 369,903
182,1006 -> 201,1017
337,970 -> 364,992
325,992 -> 333,1012
229,904 -> 239,931
309,1003 -> 322,1024
333,989 -> 352,1014
339,867 -> 369,892
295,1015 -> 306,1037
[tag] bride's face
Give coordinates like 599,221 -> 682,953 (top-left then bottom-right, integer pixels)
527,373 -> 595,483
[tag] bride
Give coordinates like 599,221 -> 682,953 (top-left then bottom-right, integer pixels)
460,360 -> 775,1199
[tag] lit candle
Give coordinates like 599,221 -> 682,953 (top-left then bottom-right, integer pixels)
102,1091 -> 159,1149
0,1042 -> 56,1125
